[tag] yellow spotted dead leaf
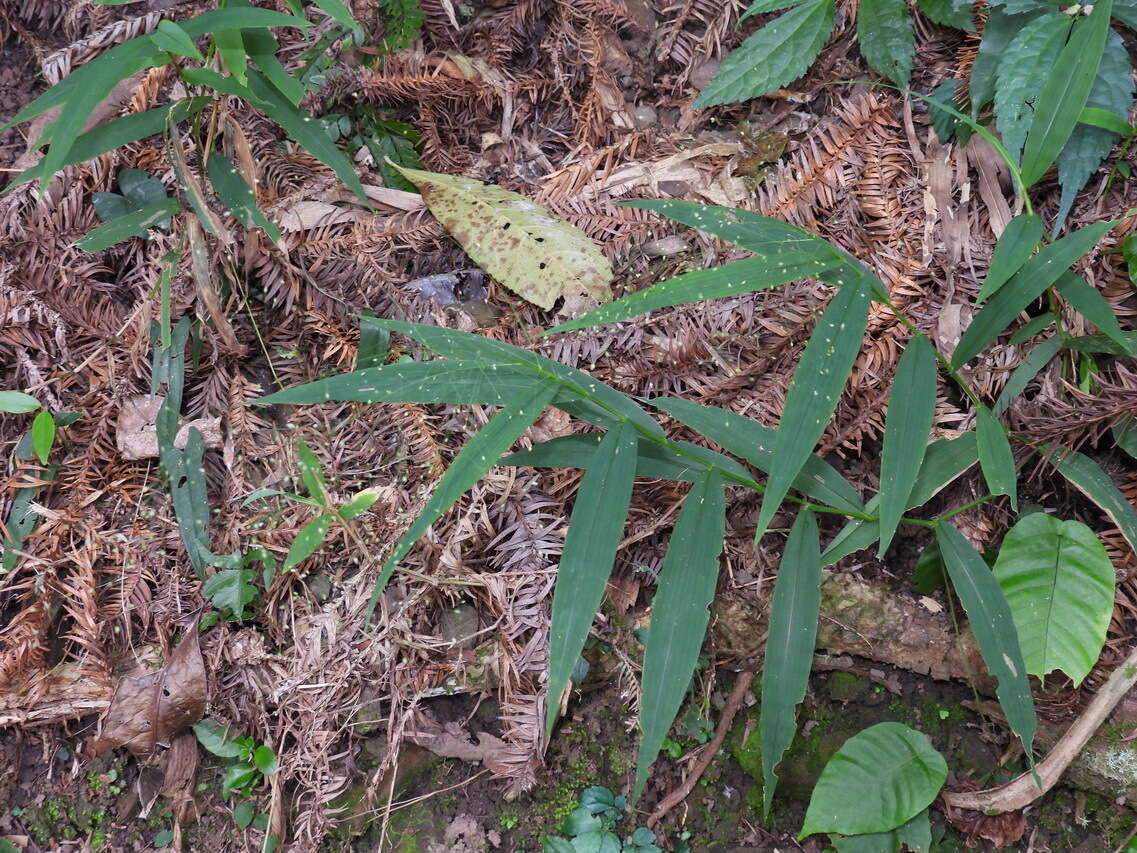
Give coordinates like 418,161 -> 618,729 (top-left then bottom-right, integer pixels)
390,163 -> 613,311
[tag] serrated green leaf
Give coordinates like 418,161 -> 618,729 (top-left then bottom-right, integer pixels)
952,220 -> 1114,367
548,255 -> 840,334
800,722 -> 947,837
255,359 -> 542,406
391,164 -> 612,311
928,79 -> 963,143
917,0 -> 973,29
936,522 -> 1036,759
283,515 -> 333,571
547,423 -> 638,734
1053,450 -> 1137,556
755,274 -> 871,541
1020,0 -> 1114,188
878,337 -> 937,555
977,213 -> 1043,302
969,8 -> 1046,115
976,405 -> 1017,509
30,410 -> 55,465
208,151 -> 282,240
857,0 -> 914,87
244,69 -> 367,202
635,470 -> 725,799
1055,29 -> 1135,232
0,391 -> 41,413
651,398 -> 862,511
203,569 -> 258,620
761,509 -> 821,819
992,334 -> 1063,416
1008,312 -> 1055,345
77,198 -> 181,252
693,0 -> 835,108
153,20 -> 205,60
831,809 -> 932,853
994,513 -> 1114,685
369,382 -> 558,613
1054,271 -> 1132,354
994,14 -> 1074,164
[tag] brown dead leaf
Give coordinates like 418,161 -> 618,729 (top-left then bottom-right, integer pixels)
116,395 -> 222,461
941,781 -> 1027,847
406,719 -> 514,775
157,732 -> 200,824
91,614 -> 206,756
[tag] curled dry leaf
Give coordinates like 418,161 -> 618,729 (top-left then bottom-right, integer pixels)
941,780 -> 1027,847
390,163 -> 613,311
405,719 -> 516,776
91,613 -> 207,756
116,395 -> 221,460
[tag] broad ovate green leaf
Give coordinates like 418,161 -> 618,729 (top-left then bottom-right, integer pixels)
857,0 -> 914,87
993,513 -> 1115,685
635,470 -> 725,799
831,809 -> 932,853
761,509 -> 821,819
547,423 -> 638,733
936,523 -> 1036,760
877,336 -> 937,555
800,722 -> 947,838
391,164 -> 612,311
694,0 -> 835,108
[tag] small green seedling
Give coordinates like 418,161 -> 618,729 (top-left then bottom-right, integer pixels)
192,718 -> 280,849
0,391 -> 62,465
541,787 -> 662,853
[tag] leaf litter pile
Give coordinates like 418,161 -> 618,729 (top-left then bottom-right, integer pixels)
2,0 -> 1137,850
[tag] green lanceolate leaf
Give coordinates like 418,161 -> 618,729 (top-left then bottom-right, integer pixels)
369,382 -> 558,614
548,255 -> 840,334
801,722 -> 947,838
546,423 -> 638,734
635,470 -> 725,799
651,397 -> 863,513
30,410 -> 55,465
976,405 -> 1017,510
283,514 -> 333,571
152,20 -> 205,60
311,0 -> 364,33
255,360 -> 542,406
857,0 -> 914,87
992,335 -> 1063,416
207,152 -> 281,240
1009,313 -> 1055,345
977,213 -> 1042,302
1055,29 -> 1135,233
993,513 -> 1115,686
1053,450 -> 1137,556
243,29 -> 306,107
0,392 -> 41,413
877,336 -> 937,555
970,8 -> 1045,115
296,440 -> 326,501
1114,417 -> 1137,460
993,14 -> 1074,164
755,274 -> 871,542
1055,271 -> 1133,354
831,809 -> 932,852
1019,0 -> 1114,188
936,522 -> 1036,760
952,220 -> 1114,367
694,0 -> 835,108
213,28 -> 248,85
917,0 -> 972,29
357,313 -> 389,369
761,509 -> 821,819
77,198 -> 181,252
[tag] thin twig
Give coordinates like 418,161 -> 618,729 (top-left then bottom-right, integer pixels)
646,669 -> 755,829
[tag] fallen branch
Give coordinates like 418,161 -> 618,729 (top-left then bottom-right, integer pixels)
647,670 -> 755,829
942,643 -> 1137,813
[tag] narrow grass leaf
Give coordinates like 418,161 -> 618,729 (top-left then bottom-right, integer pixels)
755,275 -> 871,541
296,439 -> 326,501
652,397 -> 863,513
283,515 -> 332,571
977,213 -> 1042,301
311,0 -> 364,32
936,522 -> 1036,760
1055,271 -> 1133,354
801,723 -> 946,838
254,360 -> 541,406
548,255 -> 839,334
694,0 -> 834,108
635,470 -> 725,798
994,513 -> 1114,685
368,382 -> 557,613
152,21 -> 205,60
546,423 -> 638,734
761,509 -> 821,819
76,198 -> 181,252
1008,312 -> 1055,344
1019,0 -> 1113,187
1053,450 -> 1137,556
952,220 -> 1114,366
976,406 -> 1017,510
1114,417 -> 1137,460
357,313 -> 389,369
992,335 -> 1063,416
208,151 -> 282,240
878,336 -> 937,554
1064,332 -> 1137,355
243,29 -> 306,106
857,0 -> 914,87
213,29 -> 248,85
30,411 -> 55,465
